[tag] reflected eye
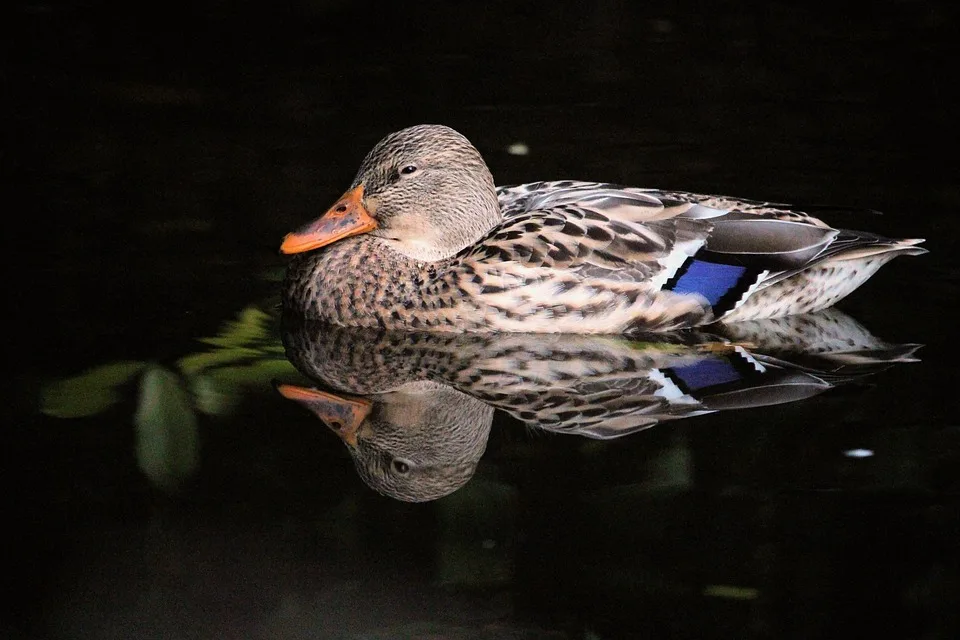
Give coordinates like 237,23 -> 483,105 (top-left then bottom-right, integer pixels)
399,165 -> 418,176
392,459 -> 411,474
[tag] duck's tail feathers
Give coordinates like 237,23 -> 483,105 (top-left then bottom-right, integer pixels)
828,236 -> 927,261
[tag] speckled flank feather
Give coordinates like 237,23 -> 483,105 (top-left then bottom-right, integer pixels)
282,125 -> 926,333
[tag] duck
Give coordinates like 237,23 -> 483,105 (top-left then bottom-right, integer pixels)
280,124 -> 926,333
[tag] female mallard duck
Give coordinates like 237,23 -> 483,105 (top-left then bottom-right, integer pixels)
281,125 -> 925,333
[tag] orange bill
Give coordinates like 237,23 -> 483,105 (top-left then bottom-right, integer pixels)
276,383 -> 372,447
280,185 -> 376,254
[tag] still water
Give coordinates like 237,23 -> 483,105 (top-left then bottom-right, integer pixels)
12,1 -> 959,638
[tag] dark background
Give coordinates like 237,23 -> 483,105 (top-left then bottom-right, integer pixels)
8,1 -> 960,638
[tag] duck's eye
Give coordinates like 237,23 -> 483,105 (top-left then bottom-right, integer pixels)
392,459 -> 411,474
399,165 -> 418,176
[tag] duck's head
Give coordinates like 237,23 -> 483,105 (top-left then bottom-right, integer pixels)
280,124 -> 501,261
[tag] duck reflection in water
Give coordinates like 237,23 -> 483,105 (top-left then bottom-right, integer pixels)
278,309 -> 919,502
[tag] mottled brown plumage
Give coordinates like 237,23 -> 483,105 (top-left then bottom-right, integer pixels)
282,125 -> 925,333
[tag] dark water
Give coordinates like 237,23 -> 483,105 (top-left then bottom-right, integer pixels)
11,1 -> 960,638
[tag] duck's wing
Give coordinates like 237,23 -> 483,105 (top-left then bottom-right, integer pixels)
481,182 -> 845,306
498,181 -> 840,226
489,182 -> 855,273
487,182 -> 924,317
483,182 -> 717,283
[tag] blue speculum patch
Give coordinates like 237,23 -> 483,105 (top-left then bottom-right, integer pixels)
668,259 -> 748,307
670,357 -> 744,391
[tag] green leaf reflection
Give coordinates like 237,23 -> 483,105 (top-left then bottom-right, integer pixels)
135,365 -> 200,492
40,361 -> 147,418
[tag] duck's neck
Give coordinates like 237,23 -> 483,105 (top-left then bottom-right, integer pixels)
283,235 -> 465,330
